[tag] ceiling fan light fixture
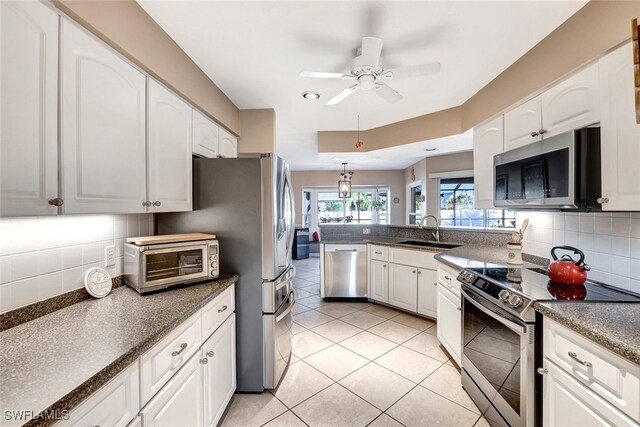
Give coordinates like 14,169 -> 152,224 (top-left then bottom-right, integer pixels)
302,91 -> 320,100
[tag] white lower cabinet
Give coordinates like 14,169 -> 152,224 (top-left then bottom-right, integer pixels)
417,268 -> 437,318
203,314 -> 236,427
437,282 -> 461,365
388,263 -> 418,312
369,259 -> 389,303
128,417 -> 142,427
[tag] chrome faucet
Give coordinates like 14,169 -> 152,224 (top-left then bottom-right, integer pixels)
419,215 -> 440,242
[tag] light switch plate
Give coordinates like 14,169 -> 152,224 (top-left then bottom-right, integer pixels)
104,245 -> 116,267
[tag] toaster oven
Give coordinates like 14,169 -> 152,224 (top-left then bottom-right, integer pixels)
124,238 -> 219,293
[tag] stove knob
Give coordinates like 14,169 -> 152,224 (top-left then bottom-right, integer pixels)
498,290 -> 510,302
508,295 -> 524,308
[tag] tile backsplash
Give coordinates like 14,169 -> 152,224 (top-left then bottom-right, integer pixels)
0,214 -> 152,313
517,211 -> 640,293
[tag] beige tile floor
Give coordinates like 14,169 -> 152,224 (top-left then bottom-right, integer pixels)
220,258 -> 489,427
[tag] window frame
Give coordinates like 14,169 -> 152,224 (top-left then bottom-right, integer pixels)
303,186 -> 390,227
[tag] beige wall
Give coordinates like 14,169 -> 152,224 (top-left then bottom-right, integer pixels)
404,152 -> 474,222
238,109 -> 276,154
53,0 -> 240,135
291,170 -> 406,226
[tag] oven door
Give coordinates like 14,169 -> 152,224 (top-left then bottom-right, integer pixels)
142,244 -> 209,290
461,287 -> 535,427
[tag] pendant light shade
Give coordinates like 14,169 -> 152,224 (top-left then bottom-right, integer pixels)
338,162 -> 353,198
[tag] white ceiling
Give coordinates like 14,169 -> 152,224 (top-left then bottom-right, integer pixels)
138,0 -> 586,171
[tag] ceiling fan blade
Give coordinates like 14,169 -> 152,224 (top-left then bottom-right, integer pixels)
300,71 -> 346,79
360,37 -> 383,67
385,62 -> 441,80
327,84 -> 359,105
374,82 -> 402,103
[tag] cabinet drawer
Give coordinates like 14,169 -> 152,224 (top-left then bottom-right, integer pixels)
140,312 -> 202,406
389,248 -> 437,269
437,263 -> 460,293
370,245 -> 388,261
202,284 -> 235,340
543,318 -> 640,422
62,363 -> 139,427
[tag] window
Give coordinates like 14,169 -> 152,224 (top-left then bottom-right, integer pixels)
304,187 -> 389,227
439,178 -> 515,228
407,183 -> 424,225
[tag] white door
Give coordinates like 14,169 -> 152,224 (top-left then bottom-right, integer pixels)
147,79 -> 193,212
388,263 -> 417,312
598,42 -> 640,211
369,260 -> 388,303
218,127 -> 238,158
417,268 -> 437,318
1,1 -> 59,216
203,314 -> 236,427
504,95 -> 542,151
193,110 -> 219,158
542,360 -> 637,427
437,284 -> 461,364
541,63 -> 599,138
60,19 -> 147,214
141,353 -> 205,427
473,116 -> 503,209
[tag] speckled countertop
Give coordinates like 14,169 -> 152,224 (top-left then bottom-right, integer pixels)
321,237 -> 447,253
0,274 -> 238,426
535,302 -> 640,366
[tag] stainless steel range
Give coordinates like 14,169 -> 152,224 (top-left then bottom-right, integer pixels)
457,264 -> 640,427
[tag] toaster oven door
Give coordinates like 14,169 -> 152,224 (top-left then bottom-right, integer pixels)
142,244 -> 209,289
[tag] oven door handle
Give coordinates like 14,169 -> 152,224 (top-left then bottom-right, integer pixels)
462,289 -> 527,334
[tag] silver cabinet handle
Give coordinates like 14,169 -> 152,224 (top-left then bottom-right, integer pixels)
207,350 -> 214,357
539,129 -> 548,135
171,342 -> 188,357
537,367 -> 548,375
153,201 -> 162,207
568,351 -> 592,367
375,251 -> 382,255
217,305 -> 228,313
48,198 -> 64,207
200,358 -> 208,365
444,275 -> 451,280
531,131 -> 539,137
597,197 -> 609,204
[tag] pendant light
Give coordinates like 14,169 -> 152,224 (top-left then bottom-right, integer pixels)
355,115 -> 364,149
338,162 -> 353,199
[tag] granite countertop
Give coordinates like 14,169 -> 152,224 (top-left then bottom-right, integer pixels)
0,274 -> 239,426
535,302 -> 640,366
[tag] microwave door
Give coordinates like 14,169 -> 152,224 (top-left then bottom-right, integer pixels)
521,158 -> 548,201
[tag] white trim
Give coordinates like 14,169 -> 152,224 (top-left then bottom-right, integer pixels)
428,169 -> 474,180
406,181 -> 424,225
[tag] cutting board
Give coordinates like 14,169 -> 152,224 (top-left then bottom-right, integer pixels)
126,233 -> 217,246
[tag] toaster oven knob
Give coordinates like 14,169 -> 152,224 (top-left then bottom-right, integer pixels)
508,295 -> 523,308
498,290 -> 510,302
211,262 -> 217,269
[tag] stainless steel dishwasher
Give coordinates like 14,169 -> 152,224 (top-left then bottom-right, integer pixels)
321,244 -> 367,299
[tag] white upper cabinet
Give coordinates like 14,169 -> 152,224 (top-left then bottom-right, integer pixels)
598,42 -> 640,211
60,19 -> 147,214
541,63 -> 599,138
473,116 -> 503,209
504,95 -> 542,151
218,127 -> 238,158
147,79 -> 193,212
193,110 -> 220,158
1,1 -> 59,216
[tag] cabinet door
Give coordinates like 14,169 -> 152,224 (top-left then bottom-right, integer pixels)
141,353 -> 205,427
1,1 -> 59,216
542,360 -> 637,427
369,260 -> 389,303
388,263 -> 417,312
504,95 -> 542,151
437,284 -> 461,364
598,42 -> 640,211
473,116 -> 503,209
417,268 -> 437,318
203,314 -> 236,427
218,127 -> 238,158
147,79 -> 193,212
542,63 -> 599,138
193,110 -> 219,158
60,19 -> 147,214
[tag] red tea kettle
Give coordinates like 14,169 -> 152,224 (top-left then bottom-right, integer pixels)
548,246 -> 590,285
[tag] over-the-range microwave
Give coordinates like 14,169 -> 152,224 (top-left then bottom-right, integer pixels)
493,127 -> 601,210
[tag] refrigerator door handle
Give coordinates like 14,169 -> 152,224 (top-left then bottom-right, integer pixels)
276,291 -> 295,322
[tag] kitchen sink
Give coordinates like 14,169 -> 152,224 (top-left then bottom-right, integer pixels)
397,240 -> 461,249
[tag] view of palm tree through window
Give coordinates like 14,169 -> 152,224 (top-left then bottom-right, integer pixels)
303,187 -> 389,226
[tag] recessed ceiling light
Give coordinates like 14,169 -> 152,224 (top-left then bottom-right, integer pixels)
302,91 -> 320,100
371,156 -> 381,160
425,147 -> 437,152
332,157 -> 344,161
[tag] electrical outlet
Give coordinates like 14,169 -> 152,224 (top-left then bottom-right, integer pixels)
363,228 -> 371,235
105,245 -> 116,267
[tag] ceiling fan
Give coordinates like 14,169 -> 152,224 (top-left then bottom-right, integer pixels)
300,36 -> 441,105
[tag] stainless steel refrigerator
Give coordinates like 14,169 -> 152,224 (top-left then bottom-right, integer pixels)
157,154 -> 296,391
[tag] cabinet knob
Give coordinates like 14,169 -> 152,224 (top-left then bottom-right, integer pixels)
539,129 -> 548,135
200,358 -> 208,365
153,201 -> 162,207
444,275 -> 451,280
433,282 -> 437,286
597,197 -> 609,204
417,270 -> 422,274
382,264 -> 387,268
537,367 -> 548,375
412,270 -> 416,274
530,131 -> 539,137
206,350 -> 215,357
142,200 -> 152,207
48,198 -> 64,207
456,306 -> 462,311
